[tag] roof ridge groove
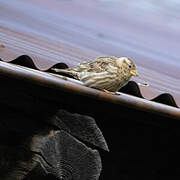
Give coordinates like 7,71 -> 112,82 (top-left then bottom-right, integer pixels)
0,55 -> 179,109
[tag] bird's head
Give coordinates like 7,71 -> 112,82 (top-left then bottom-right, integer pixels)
116,57 -> 138,77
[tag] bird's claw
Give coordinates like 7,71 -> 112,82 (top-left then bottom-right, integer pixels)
103,89 -> 120,95
51,68 -> 60,72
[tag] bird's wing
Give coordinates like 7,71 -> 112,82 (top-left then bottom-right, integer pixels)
77,56 -> 118,73
94,56 -> 117,62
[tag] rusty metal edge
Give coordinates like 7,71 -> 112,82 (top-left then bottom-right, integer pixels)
0,61 -> 180,120
0,55 -> 179,108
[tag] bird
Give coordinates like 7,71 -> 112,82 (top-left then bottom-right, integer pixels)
51,56 -> 138,93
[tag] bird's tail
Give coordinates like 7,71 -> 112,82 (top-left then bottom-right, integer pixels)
51,68 -> 78,78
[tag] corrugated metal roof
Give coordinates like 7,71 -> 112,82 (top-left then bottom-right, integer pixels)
1,60 -> 180,120
1,2 -> 180,178
0,0 -> 180,117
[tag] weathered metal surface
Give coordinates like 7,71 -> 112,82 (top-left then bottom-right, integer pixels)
0,0 -> 180,110
0,61 -> 179,120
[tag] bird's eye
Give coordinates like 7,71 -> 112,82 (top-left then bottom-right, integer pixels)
128,65 -> 132,68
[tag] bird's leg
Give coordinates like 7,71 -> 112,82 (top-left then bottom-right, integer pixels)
103,89 -> 119,95
103,89 -> 113,94
51,68 -> 61,72
114,91 -> 121,95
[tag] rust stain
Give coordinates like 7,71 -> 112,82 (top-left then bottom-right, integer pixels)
49,130 -> 54,136
0,44 -> 5,48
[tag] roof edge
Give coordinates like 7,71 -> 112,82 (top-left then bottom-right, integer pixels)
0,60 -> 180,120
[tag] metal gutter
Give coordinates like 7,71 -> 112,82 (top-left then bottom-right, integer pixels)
0,61 -> 180,120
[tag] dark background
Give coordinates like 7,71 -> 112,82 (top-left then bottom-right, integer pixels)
1,74 -> 180,179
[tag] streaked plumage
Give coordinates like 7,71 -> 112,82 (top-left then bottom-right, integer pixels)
52,56 -> 138,92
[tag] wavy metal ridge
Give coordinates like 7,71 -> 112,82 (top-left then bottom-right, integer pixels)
0,55 -> 179,111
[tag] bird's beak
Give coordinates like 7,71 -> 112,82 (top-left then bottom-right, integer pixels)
130,70 -> 138,77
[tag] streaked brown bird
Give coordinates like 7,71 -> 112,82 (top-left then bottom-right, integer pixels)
52,56 -> 138,92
